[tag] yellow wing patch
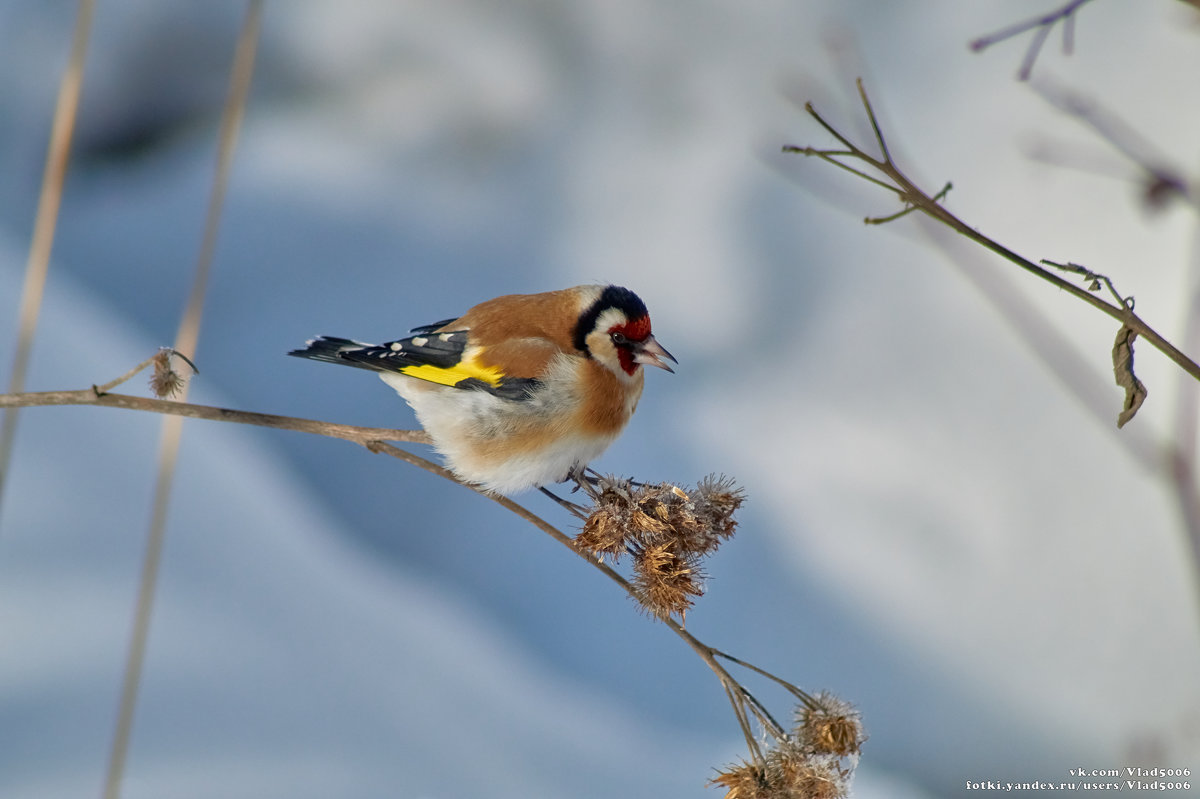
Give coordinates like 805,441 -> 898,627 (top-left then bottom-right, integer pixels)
399,354 -> 505,389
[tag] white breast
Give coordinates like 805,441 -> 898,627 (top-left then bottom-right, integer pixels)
379,357 -> 624,493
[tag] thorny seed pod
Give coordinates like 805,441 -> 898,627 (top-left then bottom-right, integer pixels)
574,474 -> 745,620
797,693 -> 865,758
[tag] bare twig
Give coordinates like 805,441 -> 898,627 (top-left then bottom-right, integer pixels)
712,648 -> 820,712
786,78 -> 1200,625
88,349 -> 196,397
0,0 -> 95,512
1029,73 -> 1200,612
1040,259 -> 1132,309
915,224 -> 1163,469
0,388 -> 431,446
783,80 -> 1200,389
969,0 -> 1098,80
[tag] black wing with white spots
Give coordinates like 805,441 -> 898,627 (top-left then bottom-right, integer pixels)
341,330 -> 471,371
289,332 -> 540,400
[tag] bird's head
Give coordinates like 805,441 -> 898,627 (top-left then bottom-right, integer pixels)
574,285 -> 677,379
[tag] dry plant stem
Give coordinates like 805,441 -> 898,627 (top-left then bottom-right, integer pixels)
496,481 -> 788,750
92,351 -> 189,396
712,648 -> 820,713
993,81 -> 1198,593
0,0 -> 95,512
103,5 -> 263,798
0,389 -> 431,446
791,80 -> 1200,624
787,80 -> 1200,385
918,228 -> 1163,469
917,223 -> 1200,607
370,441 -> 789,755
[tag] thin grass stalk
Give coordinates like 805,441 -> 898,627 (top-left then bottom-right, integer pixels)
0,0 -> 95,516
101,4 -> 263,797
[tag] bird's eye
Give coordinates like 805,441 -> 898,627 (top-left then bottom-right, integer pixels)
610,331 -> 629,346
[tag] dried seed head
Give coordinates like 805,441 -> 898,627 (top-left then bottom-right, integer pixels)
796,693 -> 864,758
694,473 -> 745,546
630,503 -> 670,537
710,760 -> 768,799
573,474 -> 745,620
574,477 -> 642,558
573,503 -> 631,559
767,748 -> 846,799
713,746 -> 850,799
632,543 -> 703,621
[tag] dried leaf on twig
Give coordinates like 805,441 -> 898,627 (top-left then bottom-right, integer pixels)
1112,325 -> 1147,428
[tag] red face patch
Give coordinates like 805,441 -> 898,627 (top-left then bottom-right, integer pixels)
610,315 -> 652,376
617,315 -> 652,342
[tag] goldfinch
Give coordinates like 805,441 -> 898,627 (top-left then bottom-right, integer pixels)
289,285 -> 675,494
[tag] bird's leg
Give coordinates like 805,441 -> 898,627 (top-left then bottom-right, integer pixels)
539,486 -> 590,519
568,466 -> 605,502
583,466 -> 650,489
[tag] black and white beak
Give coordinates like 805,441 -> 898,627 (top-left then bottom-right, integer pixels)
632,335 -> 677,373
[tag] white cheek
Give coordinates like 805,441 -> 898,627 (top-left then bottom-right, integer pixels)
584,333 -> 625,377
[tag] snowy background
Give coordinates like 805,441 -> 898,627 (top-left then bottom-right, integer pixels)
2,1 -> 1199,797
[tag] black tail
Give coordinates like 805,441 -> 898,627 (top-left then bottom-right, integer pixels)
288,336 -> 382,371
